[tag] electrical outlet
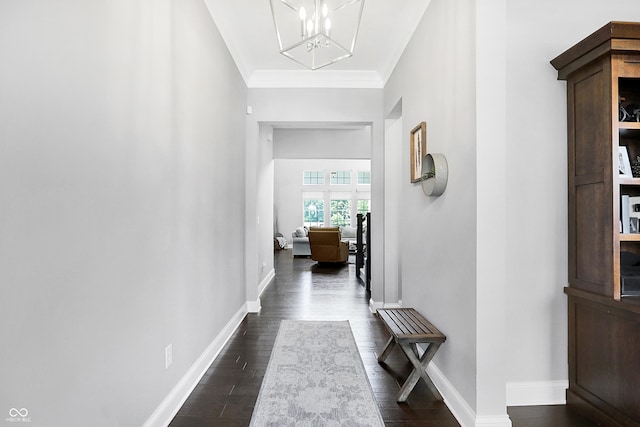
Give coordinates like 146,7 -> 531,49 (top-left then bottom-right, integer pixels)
165,344 -> 173,369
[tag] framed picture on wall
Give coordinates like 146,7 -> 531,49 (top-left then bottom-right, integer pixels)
410,122 -> 427,182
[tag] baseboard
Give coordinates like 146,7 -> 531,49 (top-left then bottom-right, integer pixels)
506,380 -> 568,406
384,301 -> 403,309
245,268 -> 274,314
368,299 -> 403,313
258,268 -> 275,297
474,415 -> 513,426
427,362 -> 477,426
246,299 -> 261,313
427,363 -> 512,427
142,305 -> 248,427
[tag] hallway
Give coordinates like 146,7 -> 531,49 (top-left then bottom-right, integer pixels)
169,250 -> 595,427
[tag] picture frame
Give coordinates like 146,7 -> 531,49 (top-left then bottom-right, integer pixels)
410,122 -> 427,183
619,146 -> 633,178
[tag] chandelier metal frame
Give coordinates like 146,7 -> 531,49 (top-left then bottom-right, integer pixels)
269,0 -> 365,70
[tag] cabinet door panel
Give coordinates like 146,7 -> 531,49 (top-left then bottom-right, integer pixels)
573,299 -> 640,422
573,69 -> 609,177
568,62 -> 614,296
574,183 -> 612,295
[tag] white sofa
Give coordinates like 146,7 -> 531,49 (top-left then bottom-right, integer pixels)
340,226 -> 364,252
291,226 -> 311,256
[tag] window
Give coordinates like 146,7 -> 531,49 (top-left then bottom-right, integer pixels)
303,199 -> 324,227
303,170 -> 324,185
297,167 -> 369,229
357,199 -> 370,215
330,199 -> 351,227
330,170 -> 351,185
357,171 -> 371,185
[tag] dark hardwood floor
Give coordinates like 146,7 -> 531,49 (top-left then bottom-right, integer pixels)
169,249 -> 598,427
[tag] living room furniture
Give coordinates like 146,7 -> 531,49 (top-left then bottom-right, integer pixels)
551,21 -> 640,426
376,308 -> 446,403
355,213 -> 371,291
308,227 -> 349,263
340,225 -> 363,253
274,233 -> 287,250
291,226 -> 310,257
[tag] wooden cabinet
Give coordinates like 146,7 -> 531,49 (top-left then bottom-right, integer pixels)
552,22 -> 640,426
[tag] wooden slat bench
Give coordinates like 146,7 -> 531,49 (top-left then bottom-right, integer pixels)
377,308 -> 446,402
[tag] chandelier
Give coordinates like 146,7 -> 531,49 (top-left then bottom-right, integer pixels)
269,0 -> 365,70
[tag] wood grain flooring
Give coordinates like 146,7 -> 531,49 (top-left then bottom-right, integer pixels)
169,250 -> 599,427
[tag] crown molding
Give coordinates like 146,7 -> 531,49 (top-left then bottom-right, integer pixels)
247,70 -> 384,89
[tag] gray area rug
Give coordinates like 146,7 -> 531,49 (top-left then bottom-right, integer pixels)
250,320 -> 385,427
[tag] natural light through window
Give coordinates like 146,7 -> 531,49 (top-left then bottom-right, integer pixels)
357,171 -> 371,185
330,171 -> 351,185
330,199 -> 351,227
357,199 -> 370,215
303,170 -> 324,185
295,167 -> 370,229
303,198 -> 325,227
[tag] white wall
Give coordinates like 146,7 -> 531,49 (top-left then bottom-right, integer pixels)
274,159 -> 371,239
273,128 -> 372,159
384,0 -> 480,418
476,0 -> 508,418
257,125 -> 275,292
505,0 -> 640,404
384,108 -> 403,305
0,1 -> 247,425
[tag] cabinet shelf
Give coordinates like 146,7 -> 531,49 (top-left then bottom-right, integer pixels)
619,122 -> 640,130
619,177 -> 640,185
620,233 -> 640,241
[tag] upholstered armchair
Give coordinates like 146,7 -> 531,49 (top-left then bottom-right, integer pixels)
308,227 -> 349,263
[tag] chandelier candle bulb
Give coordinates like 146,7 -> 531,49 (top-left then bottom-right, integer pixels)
315,1 -> 322,29
299,7 -> 306,38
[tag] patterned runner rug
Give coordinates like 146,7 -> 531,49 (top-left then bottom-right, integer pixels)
250,320 -> 385,426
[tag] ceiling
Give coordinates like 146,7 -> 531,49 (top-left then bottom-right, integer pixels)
203,0 -> 432,88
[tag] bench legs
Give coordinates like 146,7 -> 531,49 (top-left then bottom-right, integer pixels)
397,342 -> 442,402
379,338 -> 443,403
376,309 -> 446,403
377,336 -> 396,363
